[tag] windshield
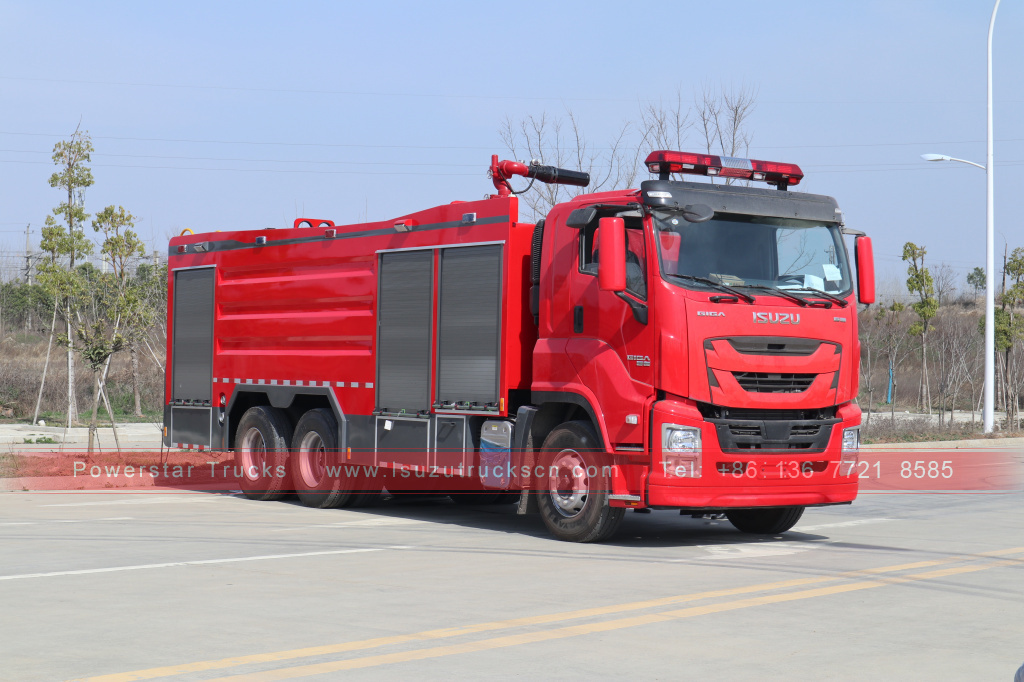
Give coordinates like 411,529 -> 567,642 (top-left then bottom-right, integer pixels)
653,210 -> 852,296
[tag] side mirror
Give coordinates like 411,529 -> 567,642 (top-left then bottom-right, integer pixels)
855,235 -> 875,304
598,217 -> 626,292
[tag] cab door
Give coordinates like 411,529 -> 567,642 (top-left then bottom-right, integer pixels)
566,211 -> 656,446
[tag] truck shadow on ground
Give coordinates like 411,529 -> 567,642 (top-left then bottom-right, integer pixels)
270,493 -> 854,551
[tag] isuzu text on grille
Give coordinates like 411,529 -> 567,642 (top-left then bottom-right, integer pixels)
753,312 -> 801,324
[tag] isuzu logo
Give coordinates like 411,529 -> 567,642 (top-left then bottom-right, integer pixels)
697,311 -> 725,317
753,312 -> 801,324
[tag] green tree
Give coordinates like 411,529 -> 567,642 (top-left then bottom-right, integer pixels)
70,205 -> 147,453
903,242 -> 938,413
94,205 -> 148,418
982,247 -> 1024,428
1006,248 -> 1024,308
967,266 -> 985,302
0,281 -> 52,335
37,128 -> 94,426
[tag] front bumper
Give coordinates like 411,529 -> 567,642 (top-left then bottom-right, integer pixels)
645,398 -> 860,508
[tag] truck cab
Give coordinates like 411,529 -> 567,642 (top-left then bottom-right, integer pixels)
522,151 -> 874,541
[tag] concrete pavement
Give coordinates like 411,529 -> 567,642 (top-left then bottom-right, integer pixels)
1,487 -> 1022,680
0,421 -> 163,451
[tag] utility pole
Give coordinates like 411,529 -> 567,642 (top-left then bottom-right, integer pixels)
24,223 -> 33,333
983,0 -> 1000,433
23,223 -> 32,284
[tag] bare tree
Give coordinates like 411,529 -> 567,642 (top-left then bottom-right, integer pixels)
859,307 -> 879,426
694,83 -> 758,184
932,312 -> 969,425
499,111 -> 645,220
872,301 -> 913,423
500,84 -> 759,218
933,263 -> 957,308
640,87 -> 692,154
943,311 -> 981,425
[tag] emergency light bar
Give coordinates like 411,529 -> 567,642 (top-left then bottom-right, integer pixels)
645,150 -> 803,188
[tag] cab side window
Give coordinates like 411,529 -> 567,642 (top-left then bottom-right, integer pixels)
578,217 -> 647,300
580,223 -> 600,275
624,224 -> 647,299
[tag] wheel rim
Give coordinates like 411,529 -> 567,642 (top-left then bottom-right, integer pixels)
547,448 -> 590,518
239,427 -> 267,482
298,431 -> 326,488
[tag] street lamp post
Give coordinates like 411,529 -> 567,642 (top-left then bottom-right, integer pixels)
920,0 -> 1000,434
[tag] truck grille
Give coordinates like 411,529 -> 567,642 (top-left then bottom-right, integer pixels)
727,424 -> 821,439
733,372 -> 815,393
728,425 -> 761,437
713,419 -> 835,452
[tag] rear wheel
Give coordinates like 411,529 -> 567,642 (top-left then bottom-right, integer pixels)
235,406 -> 293,501
292,409 -> 351,509
725,506 -> 805,534
536,421 -> 624,543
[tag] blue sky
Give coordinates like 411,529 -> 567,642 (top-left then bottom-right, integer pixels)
1,0 -> 1020,291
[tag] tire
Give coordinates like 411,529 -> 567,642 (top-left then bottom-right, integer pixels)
292,409 -> 352,509
725,506 -> 805,534
536,421 -> 625,543
345,490 -> 381,508
235,406 -> 293,501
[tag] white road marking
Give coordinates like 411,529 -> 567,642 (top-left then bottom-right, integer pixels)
692,542 -> 823,559
797,518 -> 895,532
40,497 -> 227,508
0,517 -> 133,527
270,517 -> 427,532
0,546 -> 409,582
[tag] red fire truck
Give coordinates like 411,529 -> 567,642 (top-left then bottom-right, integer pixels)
164,150 -> 875,542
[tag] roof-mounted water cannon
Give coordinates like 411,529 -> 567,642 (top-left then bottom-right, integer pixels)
489,154 -> 591,197
644,150 -> 803,190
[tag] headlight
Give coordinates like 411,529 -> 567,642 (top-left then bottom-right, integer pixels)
839,427 -> 860,476
842,427 -> 860,452
662,424 -> 701,478
663,424 -> 701,453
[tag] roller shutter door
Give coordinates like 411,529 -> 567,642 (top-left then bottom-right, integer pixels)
436,245 -> 502,407
376,251 -> 434,412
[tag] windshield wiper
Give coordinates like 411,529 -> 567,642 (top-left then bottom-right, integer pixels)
667,274 -> 756,303
740,284 -> 812,307
784,286 -> 849,307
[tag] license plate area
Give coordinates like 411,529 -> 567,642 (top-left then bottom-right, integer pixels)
716,460 -> 829,480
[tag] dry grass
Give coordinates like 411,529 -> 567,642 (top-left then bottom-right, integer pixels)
861,415 -> 989,444
0,334 -> 164,423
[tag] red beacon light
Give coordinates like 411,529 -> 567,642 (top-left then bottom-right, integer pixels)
644,150 -> 803,190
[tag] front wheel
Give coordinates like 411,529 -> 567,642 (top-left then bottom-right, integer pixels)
536,421 -> 624,543
725,506 -> 805,534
